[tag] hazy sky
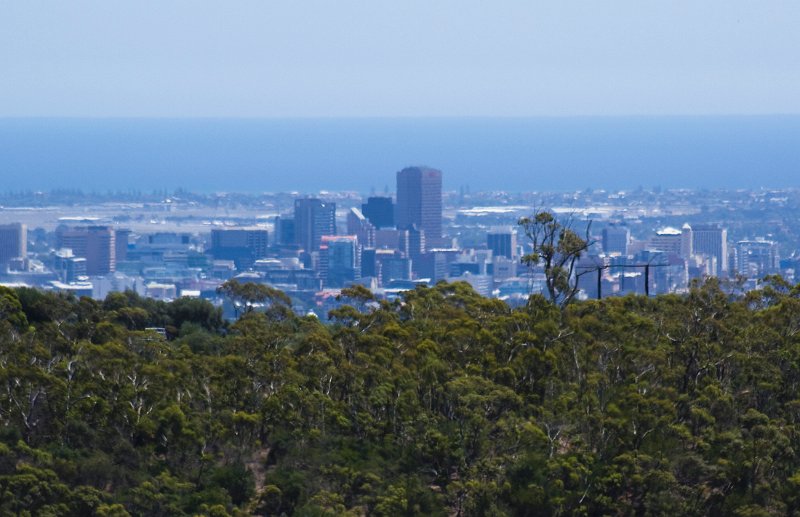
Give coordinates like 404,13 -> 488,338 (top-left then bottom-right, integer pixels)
3,1 -> 800,117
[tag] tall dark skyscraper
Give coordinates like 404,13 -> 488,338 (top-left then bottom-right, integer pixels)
395,166 -> 442,245
0,223 -> 26,268
361,196 -> 394,229
294,198 -> 336,252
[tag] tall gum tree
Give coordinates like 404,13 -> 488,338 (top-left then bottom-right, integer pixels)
518,210 -> 594,308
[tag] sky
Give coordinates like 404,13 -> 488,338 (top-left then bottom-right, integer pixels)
2,1 -> 800,117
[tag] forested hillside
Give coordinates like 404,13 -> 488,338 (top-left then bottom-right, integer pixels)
2,280 -> 800,516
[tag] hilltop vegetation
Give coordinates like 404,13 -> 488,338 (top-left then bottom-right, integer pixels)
2,280 -> 800,515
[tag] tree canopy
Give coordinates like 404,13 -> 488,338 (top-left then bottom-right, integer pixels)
2,281 -> 800,515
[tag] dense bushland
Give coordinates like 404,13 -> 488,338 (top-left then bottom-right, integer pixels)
2,279 -> 800,516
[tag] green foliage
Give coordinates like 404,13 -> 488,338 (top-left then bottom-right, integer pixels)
217,279 -> 291,317
519,209 -> 593,307
0,286 -> 29,331
4,280 -> 800,514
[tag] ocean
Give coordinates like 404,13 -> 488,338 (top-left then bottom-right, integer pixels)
1,116 -> 798,193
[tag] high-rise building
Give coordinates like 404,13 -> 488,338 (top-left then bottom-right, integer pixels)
0,223 -> 26,268
319,235 -> 360,288
736,240 -> 780,279
680,223 -> 693,259
602,225 -> 630,255
361,248 -> 377,279
648,227 -> 682,255
375,249 -> 411,286
396,166 -> 442,245
375,228 -> 408,252
405,225 -> 426,277
115,229 -> 131,262
692,224 -> 728,277
404,225 -> 426,261
210,228 -> 269,269
347,208 -> 376,248
294,198 -> 336,252
275,217 -> 296,246
53,249 -> 87,282
56,225 -> 116,275
361,196 -> 394,229
487,227 -> 518,259
85,226 -> 116,275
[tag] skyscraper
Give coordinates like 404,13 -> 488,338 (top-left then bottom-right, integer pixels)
115,229 -> 131,262
56,225 -> 116,275
692,224 -> 728,277
319,235 -> 360,288
487,227 -> 518,259
361,196 -> 394,229
396,166 -> 442,246
0,223 -> 26,268
275,216 -> 296,246
736,239 -> 780,278
347,208 -> 376,248
648,227 -> 682,255
294,198 -> 336,252
602,225 -> 630,255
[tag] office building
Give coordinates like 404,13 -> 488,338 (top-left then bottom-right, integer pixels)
210,228 -> 269,269
487,227 -> 517,259
0,223 -> 26,268
692,224 -> 728,277
115,229 -> 131,262
319,235 -> 360,288
396,166 -> 442,246
275,217 -> 296,246
736,240 -> 780,279
680,223 -> 693,259
361,248 -> 378,279
126,232 -> 193,264
361,196 -> 394,229
346,208 -> 376,248
602,225 -> 630,255
56,225 -> 116,275
375,228 -> 408,252
294,198 -> 336,252
53,249 -> 88,283
375,249 -> 411,286
459,271 -> 492,297
86,227 -> 116,275
405,225 -> 425,261
648,227 -> 683,255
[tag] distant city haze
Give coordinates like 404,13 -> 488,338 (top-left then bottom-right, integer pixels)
1,117 -> 799,193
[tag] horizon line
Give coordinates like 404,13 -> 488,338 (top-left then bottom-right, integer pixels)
2,113 -> 800,121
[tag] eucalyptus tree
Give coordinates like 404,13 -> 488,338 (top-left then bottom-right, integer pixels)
518,210 -> 594,308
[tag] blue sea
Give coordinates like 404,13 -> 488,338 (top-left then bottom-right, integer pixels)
1,116 -> 798,193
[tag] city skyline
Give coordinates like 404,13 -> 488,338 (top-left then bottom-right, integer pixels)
3,3 -> 799,514
1,182 -> 795,307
